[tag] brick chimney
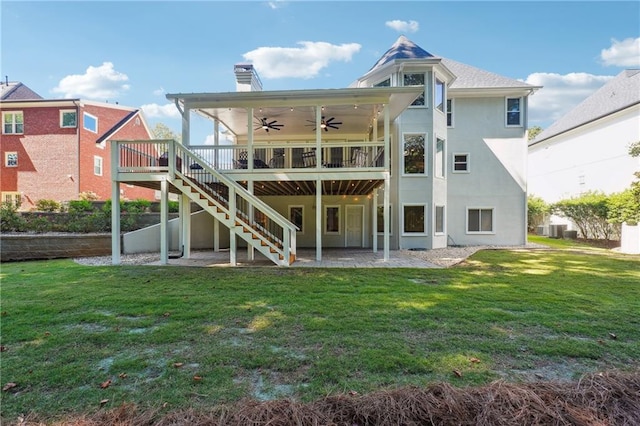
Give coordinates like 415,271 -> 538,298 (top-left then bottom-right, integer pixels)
234,63 -> 263,92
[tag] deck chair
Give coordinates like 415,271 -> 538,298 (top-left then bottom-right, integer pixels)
302,151 -> 317,168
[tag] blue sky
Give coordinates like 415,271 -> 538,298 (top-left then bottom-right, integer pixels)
2,1 -> 639,143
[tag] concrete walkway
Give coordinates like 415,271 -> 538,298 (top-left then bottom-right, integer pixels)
148,248 -> 441,268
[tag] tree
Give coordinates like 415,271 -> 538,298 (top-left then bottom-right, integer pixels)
527,195 -> 549,232
152,122 -> 181,143
527,126 -> 543,141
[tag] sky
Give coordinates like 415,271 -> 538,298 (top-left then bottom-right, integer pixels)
2,0 -> 639,144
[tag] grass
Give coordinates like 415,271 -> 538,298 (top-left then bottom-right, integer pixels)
1,236 -> 639,422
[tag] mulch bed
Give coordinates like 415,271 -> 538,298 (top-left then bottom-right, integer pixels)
10,370 -> 640,425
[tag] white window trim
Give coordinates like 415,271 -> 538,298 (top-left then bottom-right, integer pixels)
435,136 -> 446,179
376,204 -> 393,236
402,203 -> 427,236
2,111 -> 23,135
452,152 -> 470,174
402,132 -> 428,177
83,112 -> 98,133
434,204 -> 446,235
1,191 -> 21,205
446,98 -> 454,128
289,205 -> 304,234
94,155 -> 103,176
466,207 -> 495,235
435,77 -> 445,113
324,205 -> 341,235
403,72 -> 426,108
5,152 -> 18,167
60,110 -> 77,128
505,97 -> 523,127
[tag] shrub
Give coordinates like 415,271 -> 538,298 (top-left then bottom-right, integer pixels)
552,191 -> 616,240
527,195 -> 549,232
68,199 -> 95,213
0,200 -> 26,232
35,199 -> 61,212
79,191 -> 99,201
608,189 -> 640,226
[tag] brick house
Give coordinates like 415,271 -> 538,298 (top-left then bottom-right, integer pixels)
1,81 -> 157,210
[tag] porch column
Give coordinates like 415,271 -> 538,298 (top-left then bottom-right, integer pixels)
214,219 -> 220,252
315,105 -> 322,170
111,181 -> 121,265
383,104 -> 390,262
213,120 -> 219,169
181,193 -> 191,258
160,179 -> 169,265
316,177 -> 322,261
181,105 -> 190,147
247,180 -> 255,261
247,108 -> 254,171
229,187 -> 237,266
372,190 -> 378,253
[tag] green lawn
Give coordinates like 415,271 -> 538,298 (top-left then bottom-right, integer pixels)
1,237 -> 639,422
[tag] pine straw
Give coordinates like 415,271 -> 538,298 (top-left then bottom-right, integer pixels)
11,370 -> 640,426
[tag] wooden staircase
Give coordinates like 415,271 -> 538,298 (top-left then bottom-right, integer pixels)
169,145 -> 297,266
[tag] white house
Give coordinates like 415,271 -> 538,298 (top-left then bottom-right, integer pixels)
110,36 -> 540,266
529,69 -> 640,203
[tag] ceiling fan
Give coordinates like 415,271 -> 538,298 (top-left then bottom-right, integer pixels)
306,116 -> 342,132
255,117 -> 284,132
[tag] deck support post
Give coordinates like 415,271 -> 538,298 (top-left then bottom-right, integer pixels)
383,104 -> 390,262
316,177 -> 322,261
372,190 -> 378,253
229,187 -> 237,266
160,179 -> 169,265
181,193 -> 191,258
111,180 -> 121,265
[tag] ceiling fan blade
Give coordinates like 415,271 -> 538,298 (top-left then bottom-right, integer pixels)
325,117 -> 336,123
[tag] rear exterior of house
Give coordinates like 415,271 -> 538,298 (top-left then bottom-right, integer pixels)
110,36 -> 539,266
0,82 -> 157,209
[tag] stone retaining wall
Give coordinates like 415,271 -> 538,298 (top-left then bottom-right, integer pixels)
1,234 -> 113,262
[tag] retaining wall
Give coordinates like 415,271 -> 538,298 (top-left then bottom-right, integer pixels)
1,233 -> 113,262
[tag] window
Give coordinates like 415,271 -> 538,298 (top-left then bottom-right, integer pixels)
403,134 -> 426,175
1,192 -> 21,205
435,78 -> 445,112
3,112 -> 23,134
325,206 -> 340,234
376,205 -> 392,235
404,73 -> 425,106
83,112 -> 98,133
403,204 -> 426,234
94,156 -> 103,176
446,99 -> 453,127
467,208 -> 494,233
435,138 -> 445,178
60,110 -> 77,128
289,206 -> 304,233
374,78 -> 390,87
453,153 -> 469,173
5,152 -> 18,167
435,205 -> 445,234
506,97 -> 522,126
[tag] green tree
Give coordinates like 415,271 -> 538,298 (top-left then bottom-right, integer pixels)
527,195 -> 549,232
152,122 -> 182,143
527,126 -> 543,141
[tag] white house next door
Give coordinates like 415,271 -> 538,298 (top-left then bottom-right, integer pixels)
346,205 -> 364,247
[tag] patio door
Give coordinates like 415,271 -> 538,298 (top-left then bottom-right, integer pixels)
346,205 -> 364,247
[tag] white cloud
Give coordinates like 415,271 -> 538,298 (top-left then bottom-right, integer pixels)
141,103 -> 180,119
601,37 -> 640,67
243,41 -> 361,79
385,20 -> 419,33
526,72 -> 614,126
51,62 -> 130,100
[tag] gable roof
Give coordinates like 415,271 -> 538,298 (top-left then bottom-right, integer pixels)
96,109 -> 151,144
531,69 -> 640,145
0,82 -> 43,100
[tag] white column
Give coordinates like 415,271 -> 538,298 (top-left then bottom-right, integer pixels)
111,181 -> 121,265
383,104 -> 390,262
247,108 -> 254,170
181,106 -> 190,147
160,179 -> 169,265
247,180 -> 255,261
372,190 -> 378,253
229,188 -> 237,266
316,178 -> 322,261
214,219 -> 220,252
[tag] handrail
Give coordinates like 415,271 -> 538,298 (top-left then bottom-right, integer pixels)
174,143 -> 298,234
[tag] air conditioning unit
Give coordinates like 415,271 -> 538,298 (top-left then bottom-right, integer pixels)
549,224 -> 567,239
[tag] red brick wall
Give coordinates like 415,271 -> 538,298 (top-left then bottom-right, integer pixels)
1,103 -> 155,209
1,106 -> 79,209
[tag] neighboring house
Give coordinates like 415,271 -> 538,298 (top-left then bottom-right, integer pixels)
1,81 -> 157,209
528,69 -> 640,206
110,36 -> 540,266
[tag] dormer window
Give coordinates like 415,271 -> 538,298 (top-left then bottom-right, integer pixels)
404,73 -> 425,106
